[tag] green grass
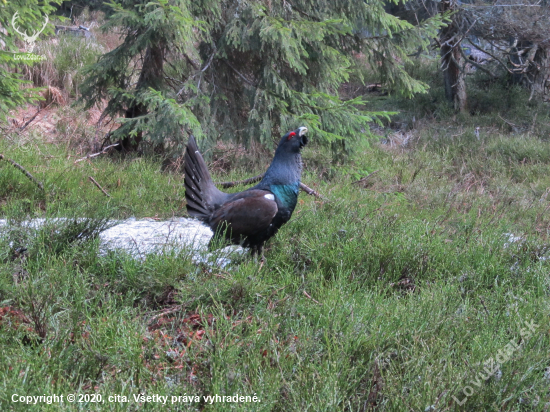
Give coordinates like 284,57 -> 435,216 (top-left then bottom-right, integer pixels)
1,120 -> 550,411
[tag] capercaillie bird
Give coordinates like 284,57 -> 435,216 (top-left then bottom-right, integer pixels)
184,127 -> 308,256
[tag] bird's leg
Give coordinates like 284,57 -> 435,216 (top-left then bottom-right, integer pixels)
259,253 -> 266,271
258,245 -> 266,268
250,245 -> 259,263
250,245 -> 266,267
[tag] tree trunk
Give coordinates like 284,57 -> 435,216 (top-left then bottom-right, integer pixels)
441,43 -> 467,112
119,44 -> 165,152
439,0 -> 467,112
529,46 -> 550,102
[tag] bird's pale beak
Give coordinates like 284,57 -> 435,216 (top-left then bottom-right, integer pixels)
297,126 -> 308,147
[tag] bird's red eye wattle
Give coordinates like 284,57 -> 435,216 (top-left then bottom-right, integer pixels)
287,131 -> 296,140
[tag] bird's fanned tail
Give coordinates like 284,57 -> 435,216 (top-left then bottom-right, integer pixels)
184,136 -> 228,221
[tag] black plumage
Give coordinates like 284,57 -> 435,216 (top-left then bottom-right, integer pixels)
184,127 -> 308,254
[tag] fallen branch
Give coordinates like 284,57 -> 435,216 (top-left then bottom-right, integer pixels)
0,154 -> 44,191
19,107 -> 42,132
352,170 -> 379,185
74,143 -> 120,164
88,176 -> 111,197
217,173 -> 325,199
148,304 -> 183,323
498,115 -> 517,128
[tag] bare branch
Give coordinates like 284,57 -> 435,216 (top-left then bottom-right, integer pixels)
74,143 -> 120,164
216,173 -> 325,199
148,304 -> 183,323
19,107 -> 42,132
303,290 -> 321,305
299,182 -> 325,200
352,170 -> 379,185
458,46 -> 498,78
466,39 -> 514,74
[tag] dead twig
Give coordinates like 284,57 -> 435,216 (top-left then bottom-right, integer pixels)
88,176 -> 111,198
0,154 -> 44,191
299,182 -> 325,199
458,43 -> 498,79
74,143 -> 120,164
19,107 -> 42,132
148,304 -> 183,323
303,290 -> 321,305
498,115 -> 517,129
267,295 -> 289,311
479,296 -> 490,318
270,285 -> 288,298
352,170 -> 379,185
216,173 -> 325,199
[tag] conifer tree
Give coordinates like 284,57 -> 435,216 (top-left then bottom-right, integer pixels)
81,0 -> 446,151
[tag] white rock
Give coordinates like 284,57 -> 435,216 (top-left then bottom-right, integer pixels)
0,218 -> 245,267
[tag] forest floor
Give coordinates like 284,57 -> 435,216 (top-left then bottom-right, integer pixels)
1,95 -> 550,411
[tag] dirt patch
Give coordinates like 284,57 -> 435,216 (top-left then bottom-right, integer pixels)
7,102 -> 111,152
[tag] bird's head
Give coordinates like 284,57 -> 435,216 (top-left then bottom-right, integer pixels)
279,126 -> 308,152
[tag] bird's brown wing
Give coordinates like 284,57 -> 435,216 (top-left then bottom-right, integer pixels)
209,190 -> 278,240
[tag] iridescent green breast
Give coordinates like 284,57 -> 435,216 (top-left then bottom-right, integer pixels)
270,183 -> 299,209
